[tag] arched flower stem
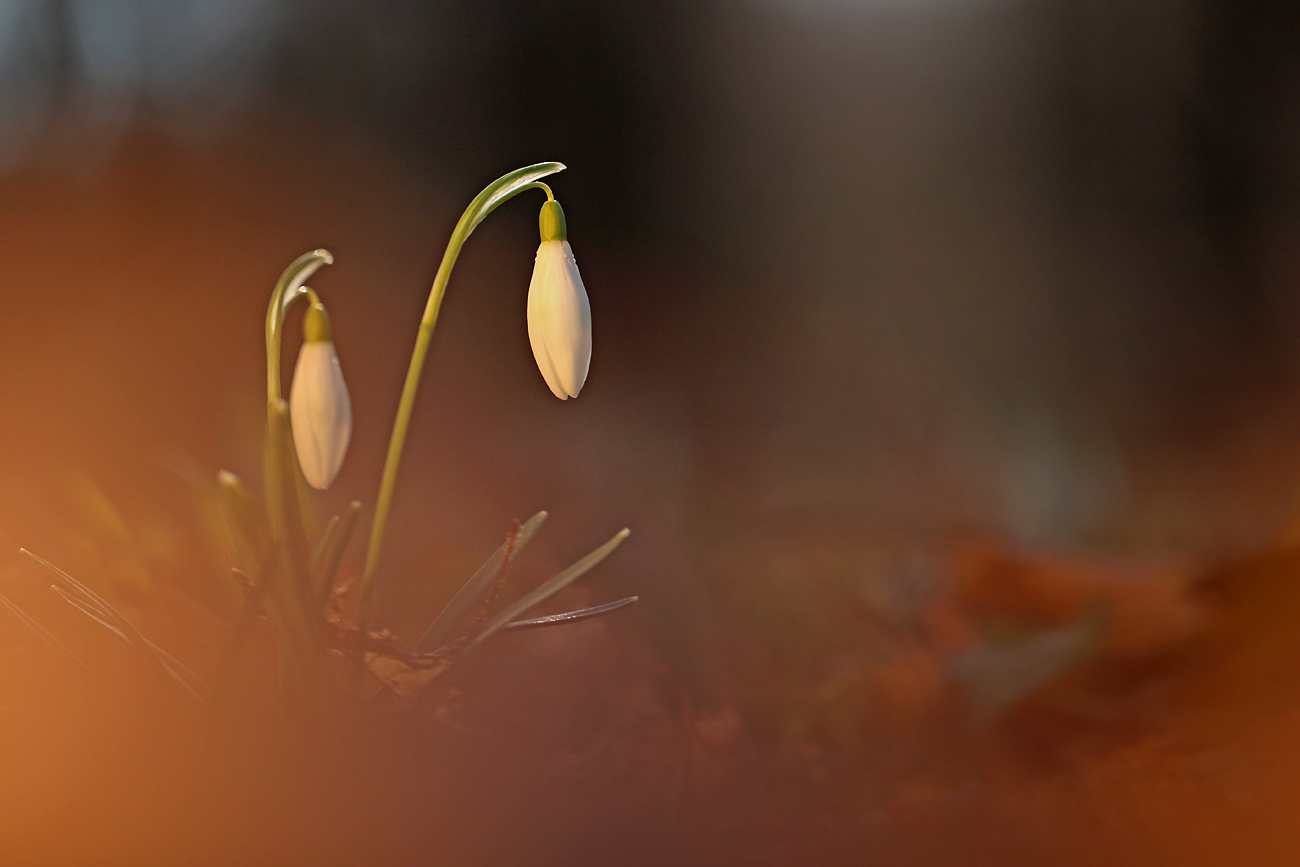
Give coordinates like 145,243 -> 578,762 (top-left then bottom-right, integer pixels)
265,250 -> 334,404
260,251 -> 334,684
264,253 -> 334,549
357,162 -> 566,628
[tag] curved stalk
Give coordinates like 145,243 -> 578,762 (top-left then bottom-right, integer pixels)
260,252 -> 334,700
357,162 -> 566,627
264,251 -> 331,551
266,249 -> 333,404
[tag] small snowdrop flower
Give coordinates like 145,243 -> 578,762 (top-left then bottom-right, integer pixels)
289,300 -> 352,489
527,199 -> 591,399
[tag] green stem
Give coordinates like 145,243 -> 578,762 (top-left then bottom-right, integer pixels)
357,162 -> 566,628
264,251 -> 332,569
261,252 -> 334,703
266,250 -> 333,405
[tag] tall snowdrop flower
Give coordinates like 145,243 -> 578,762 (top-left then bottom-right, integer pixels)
527,199 -> 591,399
289,300 -> 352,489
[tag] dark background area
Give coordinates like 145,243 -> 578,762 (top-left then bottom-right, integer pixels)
2,1 -> 1300,863
4,0 -> 1300,553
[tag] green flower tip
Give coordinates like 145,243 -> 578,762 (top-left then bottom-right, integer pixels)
539,199 -> 567,242
303,302 -> 333,343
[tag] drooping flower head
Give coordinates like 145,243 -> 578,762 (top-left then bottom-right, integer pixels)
289,300 -> 352,489
527,199 -> 591,399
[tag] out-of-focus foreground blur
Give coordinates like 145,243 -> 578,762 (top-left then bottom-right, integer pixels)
3,1 -> 1300,864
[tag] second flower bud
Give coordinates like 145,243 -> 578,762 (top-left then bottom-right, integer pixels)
289,300 -> 352,490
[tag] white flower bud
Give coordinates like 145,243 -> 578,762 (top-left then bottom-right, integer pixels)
527,200 -> 591,400
289,303 -> 352,489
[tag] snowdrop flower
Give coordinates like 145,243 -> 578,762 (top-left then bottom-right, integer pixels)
289,300 -> 352,489
527,199 -> 591,399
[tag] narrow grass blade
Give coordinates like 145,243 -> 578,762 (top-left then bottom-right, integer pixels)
0,591 -> 93,674
142,639 -> 209,697
23,549 -> 132,634
48,579 -> 117,626
21,549 -> 207,703
415,511 -> 547,653
504,596 -> 639,631
52,585 -> 128,639
216,470 -> 265,580
309,514 -> 341,574
463,527 -> 630,655
318,500 -> 361,606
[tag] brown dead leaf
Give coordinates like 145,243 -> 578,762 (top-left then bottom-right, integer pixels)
322,619 -> 453,700
363,652 -> 451,700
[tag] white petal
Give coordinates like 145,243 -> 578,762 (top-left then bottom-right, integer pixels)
527,240 -> 591,399
289,341 -> 352,489
527,248 -> 569,400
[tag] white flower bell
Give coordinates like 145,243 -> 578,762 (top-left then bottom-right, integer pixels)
289,301 -> 352,489
527,199 -> 591,399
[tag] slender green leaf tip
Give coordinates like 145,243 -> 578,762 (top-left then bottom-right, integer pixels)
217,469 -> 252,513
505,595 -> 638,631
415,510 -> 550,653
462,526 -> 631,654
216,470 -> 256,531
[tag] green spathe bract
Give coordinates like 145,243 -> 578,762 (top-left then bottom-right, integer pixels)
539,199 -> 567,242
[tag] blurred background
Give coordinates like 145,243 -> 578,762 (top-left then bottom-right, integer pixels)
2,0 -> 1300,864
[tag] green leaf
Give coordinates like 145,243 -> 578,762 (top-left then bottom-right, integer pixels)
216,470 -> 265,570
310,514 -> 341,574
414,511 -> 548,653
317,500 -> 362,607
504,596 -> 639,631
51,585 -> 126,639
22,549 -> 207,702
0,591 -> 93,675
462,527 -> 630,655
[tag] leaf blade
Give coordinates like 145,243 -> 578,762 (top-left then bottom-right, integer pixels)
463,527 -> 630,655
504,596 -> 639,631
22,549 -> 207,702
414,510 -> 548,653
